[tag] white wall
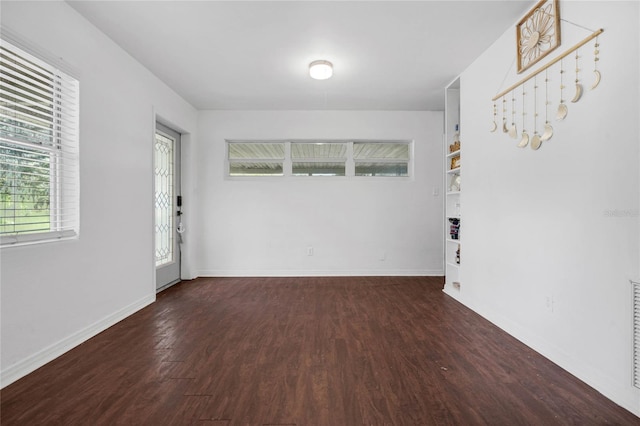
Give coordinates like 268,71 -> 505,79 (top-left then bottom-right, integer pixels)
454,1 -> 639,415
0,1 -> 198,386
196,111 -> 443,276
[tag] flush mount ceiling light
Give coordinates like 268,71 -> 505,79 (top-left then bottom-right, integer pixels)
309,60 -> 333,80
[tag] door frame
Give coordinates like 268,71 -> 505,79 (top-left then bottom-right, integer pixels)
154,121 -> 182,292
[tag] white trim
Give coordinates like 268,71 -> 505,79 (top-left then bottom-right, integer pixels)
151,109 -> 159,295
443,291 -> 640,417
0,294 -> 155,389
198,269 -> 444,277
1,229 -> 77,248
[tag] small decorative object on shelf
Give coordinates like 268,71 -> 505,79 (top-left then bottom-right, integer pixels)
455,244 -> 461,264
449,174 -> 461,192
450,156 -> 461,170
448,218 -> 460,240
449,124 -> 461,152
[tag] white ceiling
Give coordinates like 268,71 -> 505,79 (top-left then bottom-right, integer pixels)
67,0 -> 533,111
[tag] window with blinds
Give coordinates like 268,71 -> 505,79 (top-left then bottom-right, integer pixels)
0,39 -> 79,246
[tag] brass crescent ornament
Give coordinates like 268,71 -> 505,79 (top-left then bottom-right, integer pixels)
557,59 -> 567,120
541,123 -> 554,142
571,50 -> 583,103
591,70 -> 601,90
530,75 -> 541,149
502,98 -> 508,133
571,83 -> 583,103
591,39 -> 601,90
517,131 -> 529,148
490,102 -> 498,132
557,103 -> 568,120
530,133 -> 542,150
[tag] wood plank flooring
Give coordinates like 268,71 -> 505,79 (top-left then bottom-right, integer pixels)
1,276 -> 638,425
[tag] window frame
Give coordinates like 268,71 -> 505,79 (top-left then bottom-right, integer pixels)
290,141 -> 348,177
226,139 -> 412,180
353,141 -> 411,177
0,36 -> 80,247
227,140 -> 286,177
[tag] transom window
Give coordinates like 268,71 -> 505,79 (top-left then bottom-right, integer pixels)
292,142 -> 347,177
228,142 -> 284,176
227,140 -> 411,178
354,142 -> 409,177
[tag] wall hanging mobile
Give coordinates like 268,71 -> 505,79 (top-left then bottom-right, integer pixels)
517,83 -> 529,148
541,68 -> 553,141
509,92 -> 517,138
557,57 -> 567,120
491,0 -> 604,151
490,101 -> 498,132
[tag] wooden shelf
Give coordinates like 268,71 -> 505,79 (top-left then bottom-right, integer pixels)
446,150 -> 461,159
446,167 -> 461,174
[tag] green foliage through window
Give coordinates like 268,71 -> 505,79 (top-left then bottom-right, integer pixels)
0,143 -> 51,234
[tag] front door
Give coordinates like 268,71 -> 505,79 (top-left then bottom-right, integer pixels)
155,123 -> 181,291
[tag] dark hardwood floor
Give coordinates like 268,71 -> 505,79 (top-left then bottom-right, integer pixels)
1,276 -> 637,425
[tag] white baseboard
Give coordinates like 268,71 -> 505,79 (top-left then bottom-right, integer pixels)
442,284 -> 462,300
198,269 -> 444,277
455,295 -> 640,418
0,294 -> 155,389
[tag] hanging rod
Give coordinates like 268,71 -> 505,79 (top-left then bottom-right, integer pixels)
492,28 -> 604,101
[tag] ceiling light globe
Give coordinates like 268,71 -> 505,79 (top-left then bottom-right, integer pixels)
309,60 -> 333,80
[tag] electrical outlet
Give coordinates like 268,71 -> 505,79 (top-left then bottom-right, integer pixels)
545,295 -> 555,313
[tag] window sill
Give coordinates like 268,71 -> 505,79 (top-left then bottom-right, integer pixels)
1,230 -> 78,248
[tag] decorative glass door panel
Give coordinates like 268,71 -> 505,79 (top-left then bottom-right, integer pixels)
155,132 -> 174,267
155,123 -> 181,291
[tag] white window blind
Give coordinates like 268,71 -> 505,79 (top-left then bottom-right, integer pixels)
0,39 -> 79,246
